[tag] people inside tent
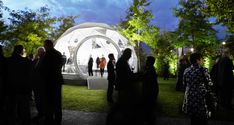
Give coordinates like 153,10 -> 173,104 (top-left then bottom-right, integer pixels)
88,55 -> 94,76
95,56 -> 100,76
62,52 -> 67,72
99,55 -> 106,77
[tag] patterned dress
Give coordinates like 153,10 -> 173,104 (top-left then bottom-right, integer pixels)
182,64 -> 216,118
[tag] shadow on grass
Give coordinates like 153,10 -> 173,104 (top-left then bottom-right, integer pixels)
63,77 -> 234,121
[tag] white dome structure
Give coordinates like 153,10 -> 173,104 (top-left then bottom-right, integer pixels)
54,22 -> 138,80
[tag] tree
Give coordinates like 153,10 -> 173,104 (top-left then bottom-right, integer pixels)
174,0 -> 218,56
204,0 -> 234,34
0,0 -> 8,45
6,6 -> 57,55
118,0 -> 160,70
153,32 -> 178,76
50,15 -> 78,41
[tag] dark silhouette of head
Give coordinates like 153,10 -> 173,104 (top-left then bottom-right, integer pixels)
189,53 -> 203,65
44,39 -> 54,51
146,56 -> 155,66
122,48 -> 132,61
108,53 -> 115,60
13,45 -> 24,56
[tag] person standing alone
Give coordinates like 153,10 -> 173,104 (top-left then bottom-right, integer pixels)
107,53 -> 116,103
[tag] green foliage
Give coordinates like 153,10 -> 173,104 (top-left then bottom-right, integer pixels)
174,0 -> 218,57
204,0 -> 234,34
0,0 -> 8,45
153,32 -> 178,76
5,6 -> 57,55
51,15 -> 78,41
225,35 -> 234,58
118,0 -> 160,48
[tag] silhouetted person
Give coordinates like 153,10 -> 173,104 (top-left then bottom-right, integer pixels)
107,53 -> 116,103
162,61 -> 169,80
115,48 -> 139,125
6,45 -> 31,125
100,55 -> 106,77
67,56 -> 73,64
88,55 -> 93,76
62,52 -> 67,72
95,57 -> 100,76
210,56 -> 220,97
216,50 -> 234,109
31,47 -> 46,122
182,53 -> 217,125
142,56 -> 159,125
40,40 -> 64,125
176,56 -> 189,91
0,45 -> 7,124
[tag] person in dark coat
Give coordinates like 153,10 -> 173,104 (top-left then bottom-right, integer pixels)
182,53 -> 217,125
115,48 -> 139,125
162,61 -> 169,80
6,45 -> 31,125
210,56 -> 220,96
62,52 -> 67,72
216,50 -> 234,109
88,55 -> 93,76
142,56 -> 159,125
95,57 -> 100,76
107,53 -> 116,103
0,45 -> 7,125
40,40 -> 64,125
176,56 -> 189,91
31,47 -> 46,122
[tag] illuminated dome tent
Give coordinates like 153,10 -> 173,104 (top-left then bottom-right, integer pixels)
54,22 -> 138,80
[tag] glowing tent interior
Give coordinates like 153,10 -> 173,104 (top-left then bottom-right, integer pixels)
54,22 -> 138,80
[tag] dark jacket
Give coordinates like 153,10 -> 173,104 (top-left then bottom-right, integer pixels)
107,60 -> 115,81
40,48 -> 64,86
6,54 -> 30,95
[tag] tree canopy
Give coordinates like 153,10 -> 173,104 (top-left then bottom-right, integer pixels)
118,0 -> 159,48
204,0 -> 234,34
174,0 -> 218,56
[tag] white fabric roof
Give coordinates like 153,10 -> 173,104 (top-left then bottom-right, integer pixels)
54,22 -> 137,79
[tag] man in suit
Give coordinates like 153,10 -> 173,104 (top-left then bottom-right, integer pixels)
40,40 -> 64,125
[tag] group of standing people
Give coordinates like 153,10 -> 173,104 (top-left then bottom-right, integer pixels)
88,55 -> 106,77
106,48 -> 159,125
0,40 -> 64,125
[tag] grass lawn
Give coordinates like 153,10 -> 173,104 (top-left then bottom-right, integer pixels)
62,77 -> 234,121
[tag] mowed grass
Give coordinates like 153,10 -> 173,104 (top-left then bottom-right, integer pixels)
62,85 -> 109,112
62,77 -> 234,121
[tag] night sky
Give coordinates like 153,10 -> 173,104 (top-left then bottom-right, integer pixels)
2,0 -> 226,38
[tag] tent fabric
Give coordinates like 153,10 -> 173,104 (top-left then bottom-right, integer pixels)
54,22 -> 138,80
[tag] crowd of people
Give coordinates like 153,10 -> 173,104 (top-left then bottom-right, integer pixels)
0,40 -> 233,125
106,48 -> 233,125
0,40 -> 64,125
